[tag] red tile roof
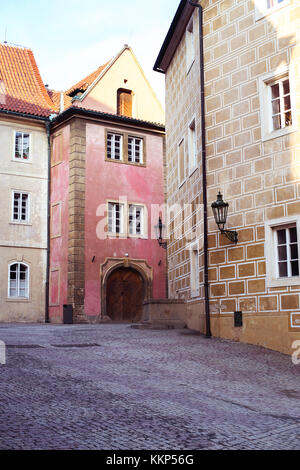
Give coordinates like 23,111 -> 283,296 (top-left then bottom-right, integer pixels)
0,43 -> 56,117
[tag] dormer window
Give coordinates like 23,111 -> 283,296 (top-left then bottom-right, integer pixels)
68,88 -> 85,98
117,89 -> 133,117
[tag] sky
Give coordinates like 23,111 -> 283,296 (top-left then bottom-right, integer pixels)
1,0 -> 179,107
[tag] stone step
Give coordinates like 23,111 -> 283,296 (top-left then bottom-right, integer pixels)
131,320 -> 187,330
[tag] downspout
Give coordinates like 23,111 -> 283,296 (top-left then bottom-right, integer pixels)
188,0 -> 211,337
45,119 -> 51,323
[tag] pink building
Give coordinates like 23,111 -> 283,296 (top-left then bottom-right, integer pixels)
48,46 -> 166,323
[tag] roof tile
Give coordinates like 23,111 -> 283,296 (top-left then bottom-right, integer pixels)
0,43 -> 55,117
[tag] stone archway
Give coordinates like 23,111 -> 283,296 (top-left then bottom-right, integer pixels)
100,257 -> 153,322
106,267 -> 144,322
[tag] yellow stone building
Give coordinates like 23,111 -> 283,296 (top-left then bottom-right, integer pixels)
154,0 -> 300,355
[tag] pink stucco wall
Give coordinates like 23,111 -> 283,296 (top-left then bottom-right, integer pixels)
84,122 -> 166,317
49,126 -> 70,322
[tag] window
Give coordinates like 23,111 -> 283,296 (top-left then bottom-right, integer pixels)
188,119 -> 197,172
190,243 -> 199,297
107,201 -> 146,237
128,136 -> 143,164
186,17 -> 195,73
267,0 -> 285,8
178,139 -> 186,185
106,130 -> 145,165
107,133 -> 123,160
259,69 -> 296,141
265,217 -> 300,287
8,263 -> 29,299
129,205 -> 143,236
108,202 -> 124,234
14,132 -> 30,160
255,0 -> 290,20
276,226 -> 299,278
117,89 -> 133,117
270,77 -> 292,131
12,192 -> 29,222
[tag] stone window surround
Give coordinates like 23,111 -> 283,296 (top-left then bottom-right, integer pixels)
105,129 -> 146,167
106,199 -> 148,239
259,65 -> 297,142
265,215 -> 300,288
255,0 -> 290,21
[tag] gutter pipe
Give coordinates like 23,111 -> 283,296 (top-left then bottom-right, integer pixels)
188,1 -> 211,337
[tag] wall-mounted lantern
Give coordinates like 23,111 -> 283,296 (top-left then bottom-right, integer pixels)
211,192 -> 238,244
154,216 -> 167,249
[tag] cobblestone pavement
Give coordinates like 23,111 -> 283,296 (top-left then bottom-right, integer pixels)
0,323 -> 299,450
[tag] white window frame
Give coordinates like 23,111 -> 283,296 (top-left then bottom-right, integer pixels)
186,16 -> 195,74
13,131 -> 31,161
259,66 -> 297,142
106,132 -> 123,161
12,191 -> 30,223
128,136 -> 143,164
190,241 -> 200,298
178,137 -> 186,187
128,204 -> 145,237
255,0 -> 290,21
188,117 -> 197,174
265,216 -> 300,288
107,202 -> 125,235
8,262 -> 30,299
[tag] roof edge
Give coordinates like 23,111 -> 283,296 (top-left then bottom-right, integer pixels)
51,106 -> 165,131
153,0 -> 196,73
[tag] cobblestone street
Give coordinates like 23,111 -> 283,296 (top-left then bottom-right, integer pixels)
0,323 -> 299,450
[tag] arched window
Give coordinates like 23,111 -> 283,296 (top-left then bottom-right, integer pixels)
8,263 -> 29,298
117,89 -> 133,117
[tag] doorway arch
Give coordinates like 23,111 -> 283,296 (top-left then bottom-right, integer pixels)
106,267 -> 144,322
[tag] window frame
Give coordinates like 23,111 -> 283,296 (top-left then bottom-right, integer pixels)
265,216 -> 300,288
186,16 -> 195,74
259,67 -> 297,142
128,204 -> 147,238
105,129 -> 146,167
190,241 -> 200,298
11,191 -> 30,224
128,136 -> 144,164
8,262 -> 30,299
188,117 -> 197,174
107,201 -> 125,236
106,131 -> 124,161
13,131 -> 31,162
178,137 -> 186,187
255,0 -> 290,20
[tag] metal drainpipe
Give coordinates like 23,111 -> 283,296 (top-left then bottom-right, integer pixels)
188,0 -> 211,337
45,120 -> 51,323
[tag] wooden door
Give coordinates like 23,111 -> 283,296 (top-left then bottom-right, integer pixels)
106,268 -> 144,322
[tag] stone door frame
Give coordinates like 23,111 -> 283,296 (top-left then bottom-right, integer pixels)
100,257 -> 153,320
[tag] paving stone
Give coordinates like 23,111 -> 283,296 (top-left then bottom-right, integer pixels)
0,324 -> 299,450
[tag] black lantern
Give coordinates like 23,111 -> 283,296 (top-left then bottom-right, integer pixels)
154,216 -> 167,249
211,192 -> 238,244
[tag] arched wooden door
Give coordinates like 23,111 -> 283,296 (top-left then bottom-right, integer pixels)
106,268 -> 145,322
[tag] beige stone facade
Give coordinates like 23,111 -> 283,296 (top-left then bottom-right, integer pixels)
0,115 -> 48,322
158,0 -> 300,354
